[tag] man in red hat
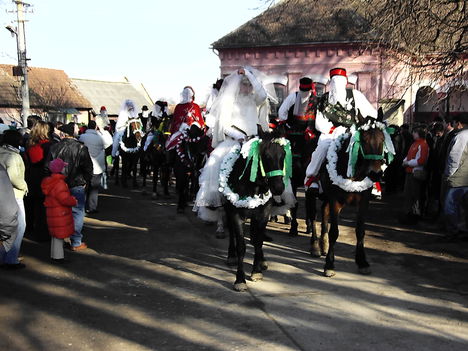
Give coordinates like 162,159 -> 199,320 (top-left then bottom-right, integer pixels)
95,106 -> 110,131
304,67 -> 377,190
165,86 -> 204,151
277,76 -> 318,230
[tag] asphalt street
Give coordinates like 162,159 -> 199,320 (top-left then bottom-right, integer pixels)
1,182 -> 467,351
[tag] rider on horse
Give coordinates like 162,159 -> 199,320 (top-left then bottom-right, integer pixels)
111,99 -> 141,158
304,68 -> 378,190
194,67 -> 278,222
165,86 -> 205,151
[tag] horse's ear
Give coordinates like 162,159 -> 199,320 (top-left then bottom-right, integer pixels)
377,107 -> 384,122
356,111 -> 365,126
258,126 -> 266,139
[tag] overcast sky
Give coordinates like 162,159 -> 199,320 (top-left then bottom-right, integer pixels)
0,0 -> 267,104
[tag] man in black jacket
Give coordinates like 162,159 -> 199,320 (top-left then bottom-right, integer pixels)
47,122 -> 93,251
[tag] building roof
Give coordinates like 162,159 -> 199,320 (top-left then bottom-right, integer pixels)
212,0 -> 373,49
71,78 -> 153,116
0,64 -> 91,109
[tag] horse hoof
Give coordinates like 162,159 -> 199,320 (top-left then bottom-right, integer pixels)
226,257 -> 237,266
310,248 -> 321,258
324,269 -> 336,277
359,267 -> 372,275
215,231 -> 227,239
251,272 -> 263,282
233,283 -> 248,292
260,260 -> 268,271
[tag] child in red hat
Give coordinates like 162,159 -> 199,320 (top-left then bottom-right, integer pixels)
41,158 -> 77,263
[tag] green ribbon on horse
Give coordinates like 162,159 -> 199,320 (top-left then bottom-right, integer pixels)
283,141 -> 292,186
240,139 -> 264,183
240,139 -> 293,187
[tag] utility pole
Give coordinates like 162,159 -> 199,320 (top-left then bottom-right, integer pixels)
10,1 -> 31,126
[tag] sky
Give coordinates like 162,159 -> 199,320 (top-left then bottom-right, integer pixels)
0,0 -> 268,104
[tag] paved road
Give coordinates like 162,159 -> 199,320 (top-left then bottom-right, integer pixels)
1,183 -> 467,351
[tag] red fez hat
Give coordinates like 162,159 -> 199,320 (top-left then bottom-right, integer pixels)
329,68 -> 347,78
299,77 -> 313,91
100,106 -> 106,111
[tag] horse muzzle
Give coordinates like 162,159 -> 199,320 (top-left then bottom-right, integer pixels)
268,177 -> 285,196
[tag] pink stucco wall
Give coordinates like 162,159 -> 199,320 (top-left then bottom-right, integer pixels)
215,43 -> 466,124
217,44 -> 383,106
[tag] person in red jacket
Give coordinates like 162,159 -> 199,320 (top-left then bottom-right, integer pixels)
41,158 -> 77,263
400,125 -> 430,222
165,86 -> 205,151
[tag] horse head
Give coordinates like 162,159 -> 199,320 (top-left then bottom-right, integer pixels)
128,118 -> 144,143
186,124 -> 209,154
353,110 -> 387,182
259,133 -> 291,196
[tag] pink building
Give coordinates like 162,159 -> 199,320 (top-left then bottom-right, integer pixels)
212,0 -> 467,125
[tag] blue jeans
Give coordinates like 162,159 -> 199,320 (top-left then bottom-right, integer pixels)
4,199 -> 26,264
444,186 -> 468,233
70,186 -> 86,247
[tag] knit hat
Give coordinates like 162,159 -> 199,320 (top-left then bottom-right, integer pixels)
49,158 -> 68,174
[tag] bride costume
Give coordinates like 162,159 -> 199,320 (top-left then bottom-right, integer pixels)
195,67 -> 294,222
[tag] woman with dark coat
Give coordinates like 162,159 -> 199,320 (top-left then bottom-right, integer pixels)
25,120 -> 53,241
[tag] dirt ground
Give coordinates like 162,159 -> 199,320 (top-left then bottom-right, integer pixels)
1,181 -> 467,351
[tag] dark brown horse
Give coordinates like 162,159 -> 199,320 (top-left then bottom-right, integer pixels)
313,111 -> 392,277
223,133 -> 291,291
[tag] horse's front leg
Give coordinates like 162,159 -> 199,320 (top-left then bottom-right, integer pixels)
306,188 -> 320,257
132,154 -> 139,188
225,207 -> 237,266
225,207 -> 247,291
288,180 -> 299,236
320,200 -> 330,256
356,192 -> 371,275
250,215 -> 269,282
152,163 -> 160,199
324,200 -> 343,277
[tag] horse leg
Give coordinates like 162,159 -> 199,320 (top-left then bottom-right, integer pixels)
226,208 -> 247,292
305,188 -> 315,235
113,156 -> 120,185
356,193 -> 371,275
288,179 -> 301,236
320,201 -> 330,256
121,156 -> 128,188
305,188 -> 321,257
161,164 -> 170,196
324,200 -> 343,277
216,208 -> 226,239
132,155 -> 139,188
175,166 -> 187,213
225,207 -> 237,266
250,216 -> 268,282
152,164 -> 160,199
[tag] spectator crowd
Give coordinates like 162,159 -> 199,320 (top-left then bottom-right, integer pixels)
0,97 -> 467,270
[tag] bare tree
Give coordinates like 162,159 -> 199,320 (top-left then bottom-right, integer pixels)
258,0 -> 467,84
356,0 -> 467,83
